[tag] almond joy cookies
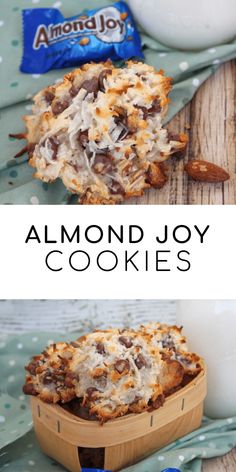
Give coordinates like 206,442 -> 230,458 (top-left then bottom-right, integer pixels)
23,323 -> 202,423
13,61 -> 187,204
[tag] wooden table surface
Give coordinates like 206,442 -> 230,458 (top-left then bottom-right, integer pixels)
203,447 -> 236,472
127,60 -> 236,205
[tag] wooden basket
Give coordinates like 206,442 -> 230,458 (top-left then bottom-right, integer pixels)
30,364 -> 207,472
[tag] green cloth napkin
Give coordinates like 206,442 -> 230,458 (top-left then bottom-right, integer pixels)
1,0 -> 236,204
0,333 -> 236,472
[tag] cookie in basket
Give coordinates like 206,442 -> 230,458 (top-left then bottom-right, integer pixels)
23,323 -> 202,423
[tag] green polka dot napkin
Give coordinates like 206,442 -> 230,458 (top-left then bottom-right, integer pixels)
0,333 -> 236,472
1,0 -> 236,204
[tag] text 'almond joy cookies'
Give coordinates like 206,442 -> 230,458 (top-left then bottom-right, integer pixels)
11,61 -> 188,204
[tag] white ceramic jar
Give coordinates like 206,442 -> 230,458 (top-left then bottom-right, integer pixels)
176,300 -> 236,418
128,0 -> 236,50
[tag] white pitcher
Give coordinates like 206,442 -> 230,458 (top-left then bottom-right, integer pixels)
128,0 -> 236,50
176,300 -> 236,418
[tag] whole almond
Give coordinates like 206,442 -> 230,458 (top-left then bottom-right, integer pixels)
185,160 -> 229,183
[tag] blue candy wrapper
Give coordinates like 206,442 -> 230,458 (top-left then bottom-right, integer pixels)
20,1 -> 143,73
161,469 -> 181,472
81,469 -> 112,472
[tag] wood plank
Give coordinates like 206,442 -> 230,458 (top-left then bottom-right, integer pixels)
105,403 -> 203,471
0,299 -> 176,336
126,60 -> 236,205
188,60 -> 236,205
203,447 -> 236,472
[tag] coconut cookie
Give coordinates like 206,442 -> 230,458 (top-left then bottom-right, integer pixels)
138,322 -> 202,377
23,342 -> 79,403
12,61 -> 187,204
69,329 -> 167,421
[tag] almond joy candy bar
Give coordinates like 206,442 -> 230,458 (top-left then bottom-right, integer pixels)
20,1 -> 143,74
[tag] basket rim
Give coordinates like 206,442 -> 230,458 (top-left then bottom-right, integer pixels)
30,360 -> 207,447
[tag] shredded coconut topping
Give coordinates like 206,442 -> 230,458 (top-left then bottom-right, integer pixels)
22,61 -> 187,203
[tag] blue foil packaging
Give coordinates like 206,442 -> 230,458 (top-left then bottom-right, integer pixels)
161,469 -> 181,472
81,469 -> 112,472
20,1 -> 143,73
